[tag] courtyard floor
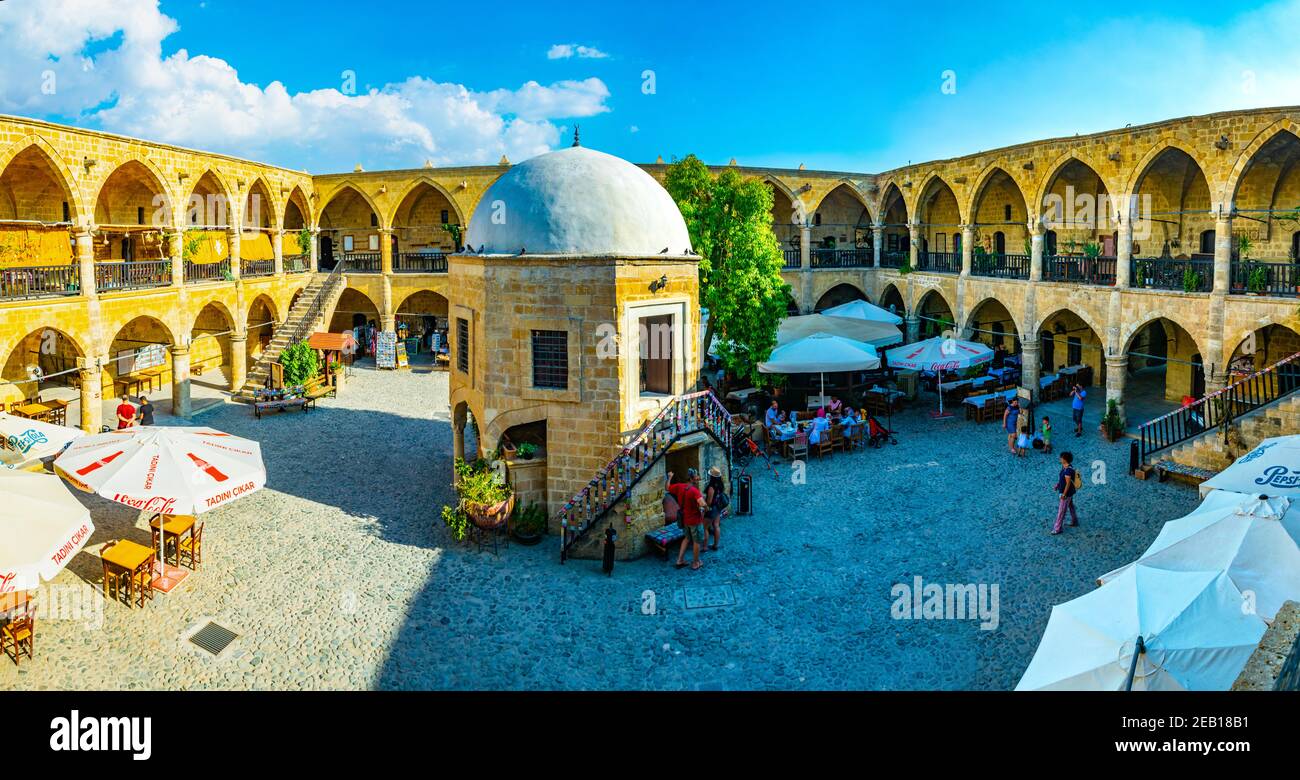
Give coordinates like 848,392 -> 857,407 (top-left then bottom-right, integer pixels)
1,361 -> 1203,690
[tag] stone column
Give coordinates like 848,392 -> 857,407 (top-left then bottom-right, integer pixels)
905,315 -> 921,344
229,333 -> 247,392
380,227 -> 394,275
960,224 -> 974,276
1115,210 -> 1133,288
273,229 -> 284,276
908,222 -> 920,269
227,227 -> 242,280
78,357 -> 104,433
1205,368 -> 1230,397
310,229 -> 320,272
799,224 -> 811,270
872,225 -> 883,268
1213,212 -> 1233,294
170,228 -> 185,287
1029,218 -> 1044,282
171,342 -> 192,419
1105,353 -> 1129,426
75,226 -> 96,297
1019,337 -> 1041,400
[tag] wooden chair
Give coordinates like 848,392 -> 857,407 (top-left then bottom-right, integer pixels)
131,563 -> 155,607
976,399 -> 997,423
1,613 -> 34,666
823,424 -> 842,456
100,542 -> 129,606
848,424 -> 865,451
788,430 -> 809,461
179,523 -> 203,569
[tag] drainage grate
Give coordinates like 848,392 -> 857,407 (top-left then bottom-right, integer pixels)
683,585 -> 737,610
189,622 -> 240,656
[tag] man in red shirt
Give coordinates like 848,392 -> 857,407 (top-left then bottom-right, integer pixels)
115,395 -> 137,429
667,469 -> 709,571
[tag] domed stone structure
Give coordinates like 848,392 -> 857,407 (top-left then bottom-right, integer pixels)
464,146 -> 692,257
449,144 -> 713,561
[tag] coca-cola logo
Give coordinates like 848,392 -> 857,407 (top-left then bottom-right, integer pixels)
0,570 -> 16,594
111,493 -> 178,514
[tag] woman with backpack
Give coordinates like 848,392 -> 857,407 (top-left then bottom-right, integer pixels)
1051,451 -> 1081,535
704,466 -> 728,551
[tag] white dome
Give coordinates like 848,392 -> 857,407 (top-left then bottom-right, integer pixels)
464,146 -> 693,256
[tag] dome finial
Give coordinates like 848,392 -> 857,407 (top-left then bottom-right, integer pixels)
572,125 -> 581,147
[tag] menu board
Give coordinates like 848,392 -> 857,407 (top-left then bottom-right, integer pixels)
375,331 -> 398,369
396,341 -> 409,369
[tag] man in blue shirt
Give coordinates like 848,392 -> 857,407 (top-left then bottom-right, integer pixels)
1070,384 -> 1087,436
764,400 -> 781,430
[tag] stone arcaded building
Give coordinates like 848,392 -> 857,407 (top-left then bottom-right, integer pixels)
1,106 -> 1299,510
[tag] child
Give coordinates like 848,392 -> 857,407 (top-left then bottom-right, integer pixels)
1041,416 -> 1053,454
1016,408 -> 1032,457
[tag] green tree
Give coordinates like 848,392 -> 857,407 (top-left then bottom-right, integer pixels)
665,155 -> 791,386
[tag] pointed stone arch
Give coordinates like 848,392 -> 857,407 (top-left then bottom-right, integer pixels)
0,134 -> 84,222
1225,117 -> 1300,206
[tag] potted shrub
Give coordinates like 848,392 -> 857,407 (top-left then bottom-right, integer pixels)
441,458 -> 514,541
1247,265 -> 1269,295
1100,399 -> 1124,442
516,442 -> 538,460
511,502 -> 548,545
1182,266 -> 1203,293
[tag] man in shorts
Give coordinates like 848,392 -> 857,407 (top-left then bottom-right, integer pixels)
667,469 -> 709,571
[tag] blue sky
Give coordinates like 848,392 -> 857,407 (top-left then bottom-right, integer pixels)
2,0 -> 1299,173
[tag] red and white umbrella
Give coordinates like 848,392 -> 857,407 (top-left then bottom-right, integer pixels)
0,470 -> 95,593
53,427 -> 265,590
885,336 -> 994,417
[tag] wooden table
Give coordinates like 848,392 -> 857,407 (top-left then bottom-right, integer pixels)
149,514 -> 196,566
101,539 -> 156,607
0,590 -> 33,617
9,402 -> 52,421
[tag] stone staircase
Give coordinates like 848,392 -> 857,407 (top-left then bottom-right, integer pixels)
1165,393 -> 1300,472
235,263 -> 347,402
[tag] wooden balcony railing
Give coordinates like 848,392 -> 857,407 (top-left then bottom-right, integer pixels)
1230,260 -> 1300,298
0,263 -> 81,300
394,252 -> 448,273
1044,255 -> 1117,286
971,252 -> 1030,280
811,248 -> 872,268
184,258 -> 231,283
95,260 -> 172,292
1131,257 -> 1213,292
917,251 -> 959,273
241,259 -> 275,278
344,252 -> 381,273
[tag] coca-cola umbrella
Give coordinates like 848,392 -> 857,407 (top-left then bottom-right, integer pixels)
53,427 -> 266,590
885,336 -> 994,417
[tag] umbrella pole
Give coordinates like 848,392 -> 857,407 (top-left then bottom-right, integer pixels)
1123,635 -> 1147,691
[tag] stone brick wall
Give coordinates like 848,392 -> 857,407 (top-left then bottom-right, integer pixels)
1232,601 -> 1300,690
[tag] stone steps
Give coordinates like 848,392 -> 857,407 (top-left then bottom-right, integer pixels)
1165,394 -> 1300,473
233,273 -> 344,402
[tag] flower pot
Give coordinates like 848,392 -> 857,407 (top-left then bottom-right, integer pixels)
466,495 -> 514,531
511,528 -> 545,546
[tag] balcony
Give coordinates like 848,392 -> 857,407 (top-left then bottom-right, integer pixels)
394,252 -> 448,273
344,252 -> 381,273
184,258 -> 231,283
1230,260 -> 1299,298
917,251 -> 959,274
95,260 -> 172,292
1131,256 -> 1212,293
241,259 -> 275,278
971,253 -> 1030,280
284,254 -> 309,273
782,249 -> 800,269
1044,255 -> 1116,286
811,248 -> 871,268
0,263 -> 80,301
880,251 -> 907,269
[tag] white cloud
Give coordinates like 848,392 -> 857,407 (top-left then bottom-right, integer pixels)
0,0 -> 613,170
547,43 -> 610,60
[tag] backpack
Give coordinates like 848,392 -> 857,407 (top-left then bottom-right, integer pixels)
662,491 -> 680,523
714,490 -> 730,509
1070,469 -> 1083,491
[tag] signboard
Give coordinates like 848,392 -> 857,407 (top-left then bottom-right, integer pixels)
116,343 -> 166,375
396,342 -> 409,369
375,331 -> 398,369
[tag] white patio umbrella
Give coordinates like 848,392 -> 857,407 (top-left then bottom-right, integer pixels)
820,298 -> 904,325
1097,494 -> 1300,623
885,336 -> 994,417
0,469 -> 94,592
1017,566 -> 1265,691
0,411 -> 85,469
758,332 -> 880,406
54,426 -> 265,590
777,314 -> 903,348
1199,435 -> 1300,499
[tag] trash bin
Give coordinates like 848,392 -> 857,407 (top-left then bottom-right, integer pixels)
736,473 -> 753,516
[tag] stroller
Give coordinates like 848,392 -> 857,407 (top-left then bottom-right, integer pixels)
866,414 -> 897,448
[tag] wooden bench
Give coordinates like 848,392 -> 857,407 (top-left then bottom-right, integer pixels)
1152,460 -> 1217,487
303,375 -> 335,401
644,524 -> 685,557
253,397 -> 313,419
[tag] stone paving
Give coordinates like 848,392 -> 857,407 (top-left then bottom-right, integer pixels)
1,364 -> 1203,690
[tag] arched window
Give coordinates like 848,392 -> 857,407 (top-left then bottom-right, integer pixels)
1199,229 -> 1215,255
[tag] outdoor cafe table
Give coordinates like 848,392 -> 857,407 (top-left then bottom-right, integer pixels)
962,388 -> 1017,408
148,514 -> 196,566
1058,364 -> 1087,376
9,402 -> 52,421
0,589 -> 33,617
101,539 -> 156,605
1004,354 -> 1022,366
1039,373 -> 1060,389
987,367 -> 1018,382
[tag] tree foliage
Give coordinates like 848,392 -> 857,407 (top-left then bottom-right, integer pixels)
280,340 -> 320,386
665,155 -> 791,386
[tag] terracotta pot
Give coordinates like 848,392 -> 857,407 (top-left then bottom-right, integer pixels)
467,494 -> 514,530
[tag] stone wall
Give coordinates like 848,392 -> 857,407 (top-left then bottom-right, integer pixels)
1232,600 -> 1300,690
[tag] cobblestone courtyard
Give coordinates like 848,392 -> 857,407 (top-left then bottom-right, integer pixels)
1,363 -> 1203,690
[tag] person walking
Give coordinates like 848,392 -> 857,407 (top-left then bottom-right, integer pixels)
668,469 -> 709,570
115,395 -> 137,429
703,466 -> 727,551
1069,383 -> 1087,436
1051,451 -> 1081,535
1002,397 -> 1021,454
136,395 -> 155,426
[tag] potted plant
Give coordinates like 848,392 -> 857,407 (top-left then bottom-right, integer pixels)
511,502 -> 548,545
1099,399 -> 1124,442
1182,266 -> 1203,293
441,457 -> 514,542
516,442 -> 538,460
898,260 -> 913,275
1247,265 -> 1269,295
